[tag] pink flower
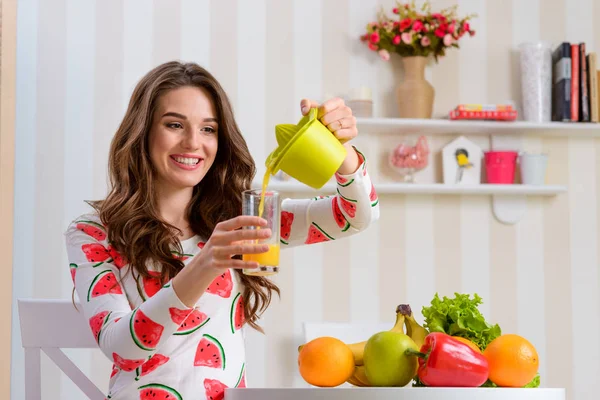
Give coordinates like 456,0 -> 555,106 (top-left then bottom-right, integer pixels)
370,32 -> 380,44
399,18 -> 412,31
448,22 -> 456,33
378,49 -> 390,61
462,21 -> 470,33
368,42 -> 379,51
401,32 -> 413,44
434,25 -> 447,38
393,7 -> 399,14
420,36 -> 431,47
393,35 -> 401,45
443,33 -> 453,46
431,13 -> 447,22
412,20 -> 424,32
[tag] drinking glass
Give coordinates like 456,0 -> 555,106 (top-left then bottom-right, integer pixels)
241,189 -> 280,276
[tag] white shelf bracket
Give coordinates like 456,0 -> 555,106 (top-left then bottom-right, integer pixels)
492,194 -> 527,224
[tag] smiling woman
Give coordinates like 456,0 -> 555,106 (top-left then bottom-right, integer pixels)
63,61 -> 379,399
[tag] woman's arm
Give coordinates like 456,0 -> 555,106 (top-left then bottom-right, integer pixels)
280,146 -> 379,247
66,214 -> 269,371
66,221 -> 194,371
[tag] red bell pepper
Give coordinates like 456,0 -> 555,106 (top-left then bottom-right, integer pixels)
405,332 -> 489,387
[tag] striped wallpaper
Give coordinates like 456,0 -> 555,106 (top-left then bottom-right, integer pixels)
10,0 -> 600,399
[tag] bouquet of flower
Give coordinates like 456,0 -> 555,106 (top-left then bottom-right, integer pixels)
360,0 -> 476,62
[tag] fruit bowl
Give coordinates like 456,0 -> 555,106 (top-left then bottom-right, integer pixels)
225,387 -> 565,400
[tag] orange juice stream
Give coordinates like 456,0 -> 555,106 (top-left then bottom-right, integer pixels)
242,167 -> 279,272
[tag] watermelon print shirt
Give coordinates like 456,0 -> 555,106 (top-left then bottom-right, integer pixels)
64,147 -> 379,400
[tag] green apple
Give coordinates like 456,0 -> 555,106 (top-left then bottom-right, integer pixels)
363,331 -> 419,387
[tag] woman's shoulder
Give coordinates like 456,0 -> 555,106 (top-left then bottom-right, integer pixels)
64,211 -> 106,243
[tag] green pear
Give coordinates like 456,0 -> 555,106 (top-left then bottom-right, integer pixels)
363,331 -> 419,387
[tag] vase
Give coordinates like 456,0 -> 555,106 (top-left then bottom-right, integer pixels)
396,56 -> 435,119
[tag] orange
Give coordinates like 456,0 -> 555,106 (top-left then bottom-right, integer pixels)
452,336 -> 481,353
298,336 -> 355,387
483,334 -> 539,387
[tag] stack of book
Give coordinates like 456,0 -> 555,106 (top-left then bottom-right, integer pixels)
552,42 -> 599,122
448,104 -> 518,121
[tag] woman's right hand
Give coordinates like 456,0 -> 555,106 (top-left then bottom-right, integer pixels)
172,215 -> 271,308
199,215 -> 272,274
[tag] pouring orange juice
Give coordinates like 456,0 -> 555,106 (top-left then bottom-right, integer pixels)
241,107 -> 347,275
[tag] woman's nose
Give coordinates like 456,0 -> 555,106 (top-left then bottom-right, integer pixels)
181,129 -> 200,150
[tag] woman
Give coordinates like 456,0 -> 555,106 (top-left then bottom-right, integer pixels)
65,61 -> 379,400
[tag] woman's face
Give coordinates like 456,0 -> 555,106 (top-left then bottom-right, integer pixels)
148,86 -> 219,192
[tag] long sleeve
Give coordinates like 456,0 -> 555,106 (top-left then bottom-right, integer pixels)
65,219 -> 195,372
280,147 -> 380,247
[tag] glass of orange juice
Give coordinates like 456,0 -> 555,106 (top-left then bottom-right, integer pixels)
241,189 -> 280,276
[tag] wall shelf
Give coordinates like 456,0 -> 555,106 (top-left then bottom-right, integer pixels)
356,117 -> 600,138
251,180 -> 566,196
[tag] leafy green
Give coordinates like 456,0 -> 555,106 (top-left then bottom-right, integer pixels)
421,292 -> 501,351
480,374 -> 540,388
524,374 -> 541,388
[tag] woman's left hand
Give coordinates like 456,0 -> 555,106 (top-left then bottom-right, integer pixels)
300,97 -> 357,145
300,97 -> 361,175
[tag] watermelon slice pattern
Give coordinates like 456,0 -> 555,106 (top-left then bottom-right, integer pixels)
87,270 -> 122,301
89,310 -> 111,344
230,293 -> 244,333
142,271 -> 162,300
236,363 -> 246,388
113,352 -> 147,372
171,250 -> 193,261
135,354 -> 170,381
305,222 -> 334,244
204,378 -> 228,400
206,269 -> 233,298
331,197 -> 350,232
170,307 -> 210,335
369,182 -> 379,207
130,308 -> 165,351
138,383 -> 183,400
70,263 -> 77,283
82,243 -> 112,267
280,211 -> 294,245
76,220 -> 107,241
194,334 -> 226,369
336,188 -> 357,218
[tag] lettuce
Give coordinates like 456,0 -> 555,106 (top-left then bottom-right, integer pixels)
421,292 -> 501,351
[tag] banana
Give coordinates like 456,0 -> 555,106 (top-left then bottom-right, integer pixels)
346,366 -> 370,387
353,365 -> 370,386
398,304 -> 429,349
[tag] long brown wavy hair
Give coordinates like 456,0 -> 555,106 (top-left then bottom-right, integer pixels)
89,61 -> 279,332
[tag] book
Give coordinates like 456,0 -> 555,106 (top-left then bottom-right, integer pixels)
588,52 -> 598,122
579,43 -> 590,121
571,43 -> 579,121
551,42 -> 571,121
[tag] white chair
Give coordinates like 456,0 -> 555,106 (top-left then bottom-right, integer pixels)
17,298 -> 106,400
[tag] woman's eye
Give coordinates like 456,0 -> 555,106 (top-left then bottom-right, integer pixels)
202,126 -> 216,134
166,122 -> 183,129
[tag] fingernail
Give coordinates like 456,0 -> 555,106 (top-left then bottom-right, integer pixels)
301,106 -> 308,114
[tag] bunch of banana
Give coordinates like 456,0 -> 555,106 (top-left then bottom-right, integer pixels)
297,304 -> 430,387
398,304 -> 428,349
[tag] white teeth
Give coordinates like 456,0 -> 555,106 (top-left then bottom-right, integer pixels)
173,156 -> 200,166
